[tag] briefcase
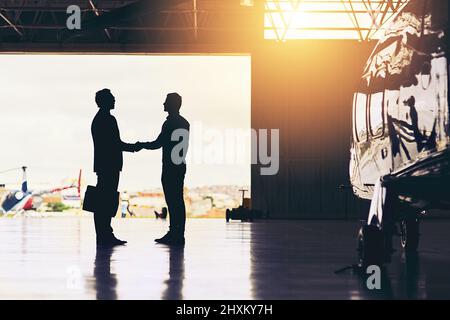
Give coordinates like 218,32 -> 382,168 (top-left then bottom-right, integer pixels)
82,185 -> 98,213
83,185 -> 120,217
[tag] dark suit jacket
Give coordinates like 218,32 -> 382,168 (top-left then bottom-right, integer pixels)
91,110 -> 135,173
143,113 -> 190,171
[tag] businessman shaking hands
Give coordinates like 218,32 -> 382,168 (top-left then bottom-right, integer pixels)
91,88 -> 141,246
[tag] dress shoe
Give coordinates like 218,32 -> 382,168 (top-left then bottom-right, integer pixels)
155,231 -> 172,243
155,234 -> 185,246
97,237 -> 127,247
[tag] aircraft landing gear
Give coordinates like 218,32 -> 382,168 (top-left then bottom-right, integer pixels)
356,175 -> 423,267
357,225 -> 385,267
400,217 -> 420,253
356,178 -> 396,267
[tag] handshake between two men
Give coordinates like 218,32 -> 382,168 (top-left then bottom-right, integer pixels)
131,141 -> 150,153
92,89 -> 190,247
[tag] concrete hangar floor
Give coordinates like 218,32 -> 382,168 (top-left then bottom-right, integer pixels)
0,217 -> 449,299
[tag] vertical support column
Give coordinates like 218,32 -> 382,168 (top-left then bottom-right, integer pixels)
193,0 -> 198,40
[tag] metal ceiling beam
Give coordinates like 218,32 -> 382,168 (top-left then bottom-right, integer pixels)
59,0 -> 189,42
88,0 -> 112,40
0,1 -> 136,10
82,0 -> 189,29
0,0 -> 259,50
0,10 -> 23,37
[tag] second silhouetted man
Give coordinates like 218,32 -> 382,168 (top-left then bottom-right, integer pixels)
139,93 -> 190,246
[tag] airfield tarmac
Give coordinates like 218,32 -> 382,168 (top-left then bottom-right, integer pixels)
0,217 -> 449,300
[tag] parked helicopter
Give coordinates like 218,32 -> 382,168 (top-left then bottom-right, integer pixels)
0,166 -> 81,214
350,0 -> 449,266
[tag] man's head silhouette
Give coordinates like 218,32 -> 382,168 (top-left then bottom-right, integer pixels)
164,93 -> 182,114
96,89 -> 115,110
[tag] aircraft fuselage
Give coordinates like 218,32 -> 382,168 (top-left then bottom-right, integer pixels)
350,0 -> 449,211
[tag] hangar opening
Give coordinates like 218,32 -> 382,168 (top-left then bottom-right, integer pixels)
0,54 -> 251,218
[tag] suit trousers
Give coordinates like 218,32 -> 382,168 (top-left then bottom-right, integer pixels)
162,166 -> 186,237
94,171 -> 120,241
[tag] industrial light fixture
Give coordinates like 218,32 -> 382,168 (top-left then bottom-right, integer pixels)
240,0 -> 255,7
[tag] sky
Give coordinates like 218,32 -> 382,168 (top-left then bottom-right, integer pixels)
0,54 -> 251,191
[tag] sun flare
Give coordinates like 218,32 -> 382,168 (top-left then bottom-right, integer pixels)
264,0 -> 409,41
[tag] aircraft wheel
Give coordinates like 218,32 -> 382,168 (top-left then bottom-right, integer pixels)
400,218 -> 419,253
225,210 -> 231,222
357,225 -> 384,267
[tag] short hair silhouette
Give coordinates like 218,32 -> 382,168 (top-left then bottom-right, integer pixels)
166,93 -> 182,112
96,89 -> 114,109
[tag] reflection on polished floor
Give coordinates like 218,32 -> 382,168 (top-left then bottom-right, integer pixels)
0,217 -> 449,300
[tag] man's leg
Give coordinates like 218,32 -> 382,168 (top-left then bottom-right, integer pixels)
162,172 -> 176,234
107,172 -> 119,237
157,169 -> 185,244
95,173 -> 113,242
95,172 -> 124,245
93,208 -> 103,239
94,209 -> 112,241
171,172 -> 186,237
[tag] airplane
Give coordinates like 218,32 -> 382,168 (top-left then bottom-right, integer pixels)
349,0 -> 449,266
0,166 -> 81,214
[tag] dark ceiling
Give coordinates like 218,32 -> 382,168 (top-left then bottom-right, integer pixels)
0,0 -> 261,52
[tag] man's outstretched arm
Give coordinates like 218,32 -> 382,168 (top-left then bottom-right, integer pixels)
141,134 -> 163,150
141,123 -> 168,150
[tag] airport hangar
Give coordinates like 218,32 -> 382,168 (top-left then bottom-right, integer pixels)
1,0 -> 450,300
0,0 -> 374,219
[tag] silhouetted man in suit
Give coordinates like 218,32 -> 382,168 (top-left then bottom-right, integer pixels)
91,89 -> 140,246
139,93 -> 190,246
